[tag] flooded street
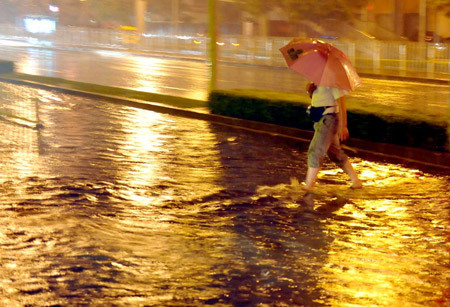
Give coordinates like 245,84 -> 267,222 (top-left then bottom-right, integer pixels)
0,83 -> 449,306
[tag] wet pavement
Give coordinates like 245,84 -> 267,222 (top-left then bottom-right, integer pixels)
1,82 -> 449,306
0,42 -> 448,125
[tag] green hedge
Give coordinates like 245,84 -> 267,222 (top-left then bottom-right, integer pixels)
0,60 -> 14,74
209,90 -> 313,130
208,89 -> 448,152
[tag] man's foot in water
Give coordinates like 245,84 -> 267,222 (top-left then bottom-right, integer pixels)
350,179 -> 363,189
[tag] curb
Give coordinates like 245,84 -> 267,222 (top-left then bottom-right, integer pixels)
0,74 -> 449,173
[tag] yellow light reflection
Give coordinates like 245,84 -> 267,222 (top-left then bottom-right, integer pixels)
123,55 -> 167,94
114,107 -> 223,207
93,49 -> 209,101
16,55 -> 40,75
0,84 -> 42,183
115,109 -> 163,199
316,160 -> 449,306
125,54 -> 208,100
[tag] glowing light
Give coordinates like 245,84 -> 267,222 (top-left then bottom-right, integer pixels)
48,5 -> 59,13
216,42 -> 225,46
24,16 -> 56,34
231,43 -> 240,47
193,40 -> 202,44
120,25 -> 137,31
176,35 -> 192,40
94,50 -> 128,58
0,39 -> 33,47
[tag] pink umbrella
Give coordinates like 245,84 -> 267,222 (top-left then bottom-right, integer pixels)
280,38 -> 361,91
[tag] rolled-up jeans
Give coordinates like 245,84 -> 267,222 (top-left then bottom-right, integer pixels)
307,114 -> 348,168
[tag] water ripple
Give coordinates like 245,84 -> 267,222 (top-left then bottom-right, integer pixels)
0,83 -> 448,306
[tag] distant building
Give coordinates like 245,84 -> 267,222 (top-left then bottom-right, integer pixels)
368,0 -> 449,41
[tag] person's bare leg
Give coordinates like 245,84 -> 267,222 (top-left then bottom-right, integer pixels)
341,160 -> 362,189
304,167 -> 320,191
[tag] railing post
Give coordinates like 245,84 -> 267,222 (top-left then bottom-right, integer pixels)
249,37 -> 256,64
348,42 -> 356,67
399,44 -> 407,73
266,39 -> 272,65
373,41 -> 381,73
427,45 -> 435,74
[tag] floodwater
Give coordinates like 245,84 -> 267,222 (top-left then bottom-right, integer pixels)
0,83 -> 449,306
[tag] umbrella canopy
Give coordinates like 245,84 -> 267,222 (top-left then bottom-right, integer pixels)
280,38 -> 361,91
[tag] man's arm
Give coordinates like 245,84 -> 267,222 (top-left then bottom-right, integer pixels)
337,96 -> 349,142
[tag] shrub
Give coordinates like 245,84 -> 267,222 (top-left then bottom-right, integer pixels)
0,60 -> 14,74
208,89 -> 448,152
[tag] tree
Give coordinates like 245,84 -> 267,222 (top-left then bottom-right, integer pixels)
427,0 -> 450,8
0,0 -> 19,23
234,0 -> 278,18
85,0 -> 134,25
234,0 -> 369,36
235,0 -> 368,22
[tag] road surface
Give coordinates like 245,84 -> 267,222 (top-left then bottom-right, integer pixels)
0,74 -> 449,306
0,39 -> 448,124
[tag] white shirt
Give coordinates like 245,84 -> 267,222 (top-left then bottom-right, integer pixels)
311,86 -> 347,107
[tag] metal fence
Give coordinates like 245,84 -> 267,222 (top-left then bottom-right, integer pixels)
1,24 -> 449,77
0,82 -> 39,130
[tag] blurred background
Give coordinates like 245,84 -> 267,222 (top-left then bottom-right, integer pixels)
0,0 -> 448,77
1,0 -> 449,41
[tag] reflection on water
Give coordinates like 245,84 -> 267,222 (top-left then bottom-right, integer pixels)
16,48 -> 56,77
0,84 -> 449,306
349,79 -> 449,123
91,50 -> 209,101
